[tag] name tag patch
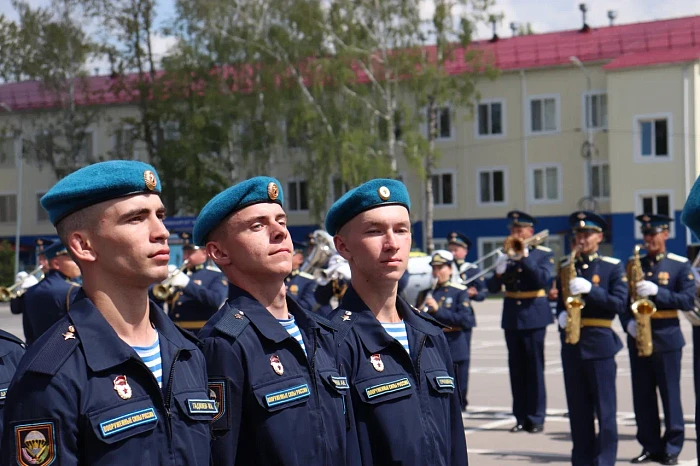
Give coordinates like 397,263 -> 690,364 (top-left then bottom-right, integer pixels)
99,408 -> 158,437
435,376 -> 455,388
187,399 -> 218,414
265,384 -> 310,407
0,388 -> 7,400
330,376 -> 349,390
365,377 -> 412,399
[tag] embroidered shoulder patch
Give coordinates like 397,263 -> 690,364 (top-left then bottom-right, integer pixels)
264,384 -> 311,407
15,421 -> 57,466
99,407 -> 158,437
208,380 -> 226,422
435,376 -> 455,388
187,399 -> 218,414
365,377 -> 412,399
330,376 -> 349,390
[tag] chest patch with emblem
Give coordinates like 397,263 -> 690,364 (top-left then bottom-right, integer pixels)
187,399 -> 218,414
264,384 -> 311,407
99,407 -> 158,437
435,376 -> 455,388
365,377 -> 412,399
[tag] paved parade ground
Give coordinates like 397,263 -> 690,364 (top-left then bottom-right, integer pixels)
1,299 -> 698,465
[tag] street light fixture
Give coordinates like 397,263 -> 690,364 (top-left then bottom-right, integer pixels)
0,103 -> 23,276
569,56 -> 596,212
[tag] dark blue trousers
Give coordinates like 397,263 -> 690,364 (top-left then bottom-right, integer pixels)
504,327 -> 547,426
455,329 -> 472,408
562,347 -> 617,466
628,342 -> 684,456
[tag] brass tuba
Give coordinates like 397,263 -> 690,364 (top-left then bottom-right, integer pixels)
302,230 -> 337,278
153,260 -> 190,300
561,247 -> 585,344
627,244 -> 657,357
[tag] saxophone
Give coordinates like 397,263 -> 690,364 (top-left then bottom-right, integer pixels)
627,244 -> 657,357
561,246 -> 585,344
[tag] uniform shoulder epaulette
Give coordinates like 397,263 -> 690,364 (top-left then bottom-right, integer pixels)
536,245 -> 552,252
206,265 -> 222,272
448,282 -> 467,291
667,252 -> 689,263
601,256 -> 621,265
331,308 -> 359,343
213,308 -> 250,341
298,271 -> 315,280
306,310 -> 339,331
175,325 -> 203,346
410,305 -> 449,328
0,329 -> 26,348
25,320 -> 80,376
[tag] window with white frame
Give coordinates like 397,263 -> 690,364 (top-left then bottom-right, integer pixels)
36,192 -> 49,222
530,164 -> 561,203
529,95 -> 559,134
544,235 -> 564,260
590,162 -> 610,199
431,172 -> 455,206
0,194 -> 17,223
635,191 -> 674,238
427,106 -> 452,140
477,168 -> 506,205
478,236 -> 507,270
476,100 -> 503,137
584,92 -> 608,130
433,239 -> 448,251
0,136 -> 15,168
114,125 -> 136,158
287,180 -> 309,212
635,114 -> 670,159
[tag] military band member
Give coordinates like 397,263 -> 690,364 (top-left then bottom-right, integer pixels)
416,250 -> 475,410
10,239 -> 49,336
195,177 -> 354,466
486,210 -> 553,433
23,241 -> 81,345
447,231 -> 487,301
285,242 -> 317,310
164,232 -> 228,331
314,255 -> 351,317
0,330 -> 25,442
621,214 -> 693,466
327,179 -> 468,466
556,212 -> 628,466
2,161 -> 212,465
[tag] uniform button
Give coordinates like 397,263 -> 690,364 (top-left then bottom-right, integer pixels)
517,268 -> 522,273
177,302 -> 183,306
647,272 -> 653,277
582,264 -> 589,269
516,300 -> 522,305
175,313 -> 180,318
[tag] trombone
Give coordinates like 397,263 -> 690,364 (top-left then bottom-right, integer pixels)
462,229 -> 550,286
0,265 -> 44,302
153,260 -> 190,300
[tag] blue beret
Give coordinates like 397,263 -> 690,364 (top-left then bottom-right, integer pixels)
636,213 -> 672,234
193,176 -> 283,246
41,160 -> 161,225
682,177 -> 700,237
569,211 -> 607,232
507,210 -> 536,227
44,241 -> 68,260
325,179 -> 410,236
447,231 -> 471,249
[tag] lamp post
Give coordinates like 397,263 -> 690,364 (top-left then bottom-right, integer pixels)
0,103 -> 23,276
569,56 -> 596,212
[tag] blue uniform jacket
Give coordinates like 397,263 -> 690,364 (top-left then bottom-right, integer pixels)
167,265 -> 228,328
285,270 -> 318,311
1,292 -> 212,466
456,260 -> 487,302
0,330 -> 25,443
620,252 -> 695,353
23,270 -> 80,345
332,286 -> 468,466
556,253 -> 628,360
486,245 -> 555,330
198,285 -> 354,466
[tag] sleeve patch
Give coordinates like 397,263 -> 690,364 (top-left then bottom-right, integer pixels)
208,379 -> 227,424
14,420 -> 57,466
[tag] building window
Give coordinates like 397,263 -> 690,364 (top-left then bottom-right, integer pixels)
529,95 -> 559,134
427,106 -> 452,140
477,168 -> 506,205
0,136 -> 15,168
590,163 -> 610,199
113,125 -> 136,158
332,177 -> 350,202
635,190 -> 674,238
36,192 -> 49,222
0,194 -> 17,223
478,236 -> 507,270
476,100 -> 503,137
585,92 -> 608,130
430,172 -> 455,206
635,114 -> 670,160
530,164 -> 561,203
378,112 -> 403,141
287,180 -> 309,212
35,131 -> 54,159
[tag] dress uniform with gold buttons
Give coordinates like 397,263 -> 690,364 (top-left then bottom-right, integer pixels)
486,210 -> 553,433
10,239 -> 47,339
0,330 -> 25,442
556,211 -> 628,466
447,232 -> 487,301
621,214 -> 694,465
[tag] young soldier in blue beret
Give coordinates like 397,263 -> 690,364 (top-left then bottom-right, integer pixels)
2,161 -> 212,465
486,210 -> 554,433
622,214 -> 694,466
555,211 -> 628,466
194,177 -> 355,466
327,179 -> 468,466
285,241 -> 318,310
416,249 -> 474,410
0,330 -> 25,442
22,241 -> 81,345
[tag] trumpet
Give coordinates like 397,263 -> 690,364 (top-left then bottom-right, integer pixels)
0,265 -> 44,302
153,260 -> 189,300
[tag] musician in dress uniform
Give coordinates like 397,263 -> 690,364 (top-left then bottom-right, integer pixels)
314,255 -> 351,317
486,210 -> 554,433
285,242 -> 318,310
10,239 -> 49,336
327,179 -> 468,466
0,330 -> 25,442
195,177 -> 355,466
163,232 -> 228,331
556,211 -> 628,466
22,241 -> 81,345
447,232 -> 487,300
1,161 -> 212,465
416,250 -> 474,410
621,214 -> 694,466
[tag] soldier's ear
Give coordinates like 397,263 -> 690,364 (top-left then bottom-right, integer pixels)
68,230 -> 95,265
334,234 -> 352,262
206,241 -> 231,267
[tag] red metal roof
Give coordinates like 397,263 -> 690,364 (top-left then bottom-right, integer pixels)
2,15 -> 700,112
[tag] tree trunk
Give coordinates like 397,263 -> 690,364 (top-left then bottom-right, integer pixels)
425,96 -> 437,254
